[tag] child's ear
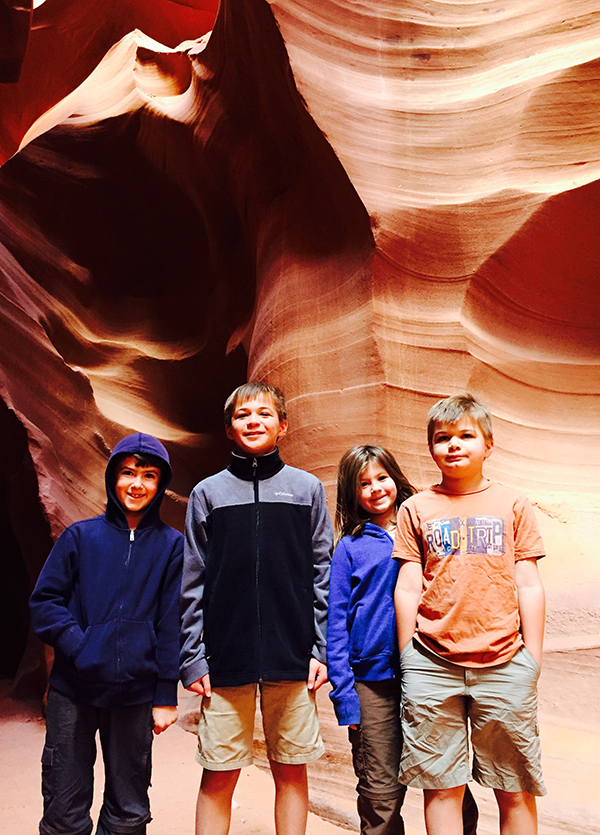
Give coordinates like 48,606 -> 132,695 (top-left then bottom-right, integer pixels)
277,420 -> 289,441
225,425 -> 235,441
484,437 -> 494,459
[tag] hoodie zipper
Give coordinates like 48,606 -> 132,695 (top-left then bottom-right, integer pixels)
253,458 -> 262,680
117,528 -> 135,683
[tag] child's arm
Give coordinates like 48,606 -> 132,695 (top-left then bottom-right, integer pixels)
179,487 -> 211,689
394,560 -> 423,651
186,673 -> 212,696
515,557 -> 545,668
153,535 -> 184,709
152,705 -> 178,734
29,529 -> 87,659
326,539 -> 361,725
308,658 -> 328,691
309,481 -> 334,686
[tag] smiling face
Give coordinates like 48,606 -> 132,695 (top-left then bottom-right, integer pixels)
115,456 -> 161,527
225,393 -> 288,457
357,461 -> 398,529
430,416 -> 493,491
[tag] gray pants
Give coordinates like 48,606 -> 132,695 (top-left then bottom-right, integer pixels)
40,688 -> 153,835
351,680 -> 479,835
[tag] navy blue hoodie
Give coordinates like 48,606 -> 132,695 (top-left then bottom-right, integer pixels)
30,434 -> 183,708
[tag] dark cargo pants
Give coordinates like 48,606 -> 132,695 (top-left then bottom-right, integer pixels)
40,688 -> 153,835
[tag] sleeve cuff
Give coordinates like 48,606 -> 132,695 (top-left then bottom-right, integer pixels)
180,657 -> 209,689
153,678 -> 178,707
329,692 -> 361,726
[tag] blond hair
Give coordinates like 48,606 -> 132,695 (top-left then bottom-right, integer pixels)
427,393 -> 493,446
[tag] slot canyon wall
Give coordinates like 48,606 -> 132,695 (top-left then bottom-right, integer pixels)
1,0 -> 599,826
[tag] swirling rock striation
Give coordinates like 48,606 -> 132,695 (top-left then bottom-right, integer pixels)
0,1 -> 599,782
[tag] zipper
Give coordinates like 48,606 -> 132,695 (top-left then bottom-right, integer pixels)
253,458 -> 262,680
117,528 -> 135,684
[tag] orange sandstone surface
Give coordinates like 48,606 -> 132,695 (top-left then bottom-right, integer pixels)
0,2 -> 599,831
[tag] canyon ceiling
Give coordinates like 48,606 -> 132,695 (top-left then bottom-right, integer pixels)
1,0 -> 599,684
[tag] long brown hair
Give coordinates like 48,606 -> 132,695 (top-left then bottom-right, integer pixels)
335,445 -> 416,539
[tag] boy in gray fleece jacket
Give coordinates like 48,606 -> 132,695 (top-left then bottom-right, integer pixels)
180,382 -> 333,835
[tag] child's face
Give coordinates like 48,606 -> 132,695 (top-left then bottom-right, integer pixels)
429,417 -> 493,481
357,461 -> 398,527
226,393 -> 288,457
115,456 -> 161,517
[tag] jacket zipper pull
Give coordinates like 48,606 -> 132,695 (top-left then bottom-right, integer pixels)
130,529 -> 135,542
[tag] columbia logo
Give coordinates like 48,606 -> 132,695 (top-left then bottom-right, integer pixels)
275,492 -> 294,497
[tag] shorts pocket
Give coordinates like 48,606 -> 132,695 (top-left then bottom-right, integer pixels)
400,639 -> 415,661
520,646 -> 540,676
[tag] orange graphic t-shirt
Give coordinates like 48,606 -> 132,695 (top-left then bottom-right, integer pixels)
392,481 -> 545,667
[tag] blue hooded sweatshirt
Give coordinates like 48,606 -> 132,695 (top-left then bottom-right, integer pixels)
29,433 -> 183,708
327,523 -> 399,726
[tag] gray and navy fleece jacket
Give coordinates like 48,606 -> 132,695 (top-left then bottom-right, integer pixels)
29,433 -> 183,708
180,449 -> 333,688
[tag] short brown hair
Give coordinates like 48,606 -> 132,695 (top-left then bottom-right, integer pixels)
224,382 -> 287,426
427,393 -> 493,446
335,445 -> 416,539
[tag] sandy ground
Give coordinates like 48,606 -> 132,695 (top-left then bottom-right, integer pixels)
2,668 -> 600,835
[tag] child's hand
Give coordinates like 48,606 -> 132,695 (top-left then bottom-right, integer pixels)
186,674 -> 212,697
307,658 -> 328,691
152,705 -> 178,734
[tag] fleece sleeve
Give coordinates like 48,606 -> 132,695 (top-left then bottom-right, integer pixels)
327,539 -> 361,726
179,486 -> 211,687
153,534 -> 184,706
29,527 -> 87,660
310,480 -> 334,664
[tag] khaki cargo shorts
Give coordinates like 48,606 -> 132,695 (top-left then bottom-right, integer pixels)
399,640 -> 547,796
196,680 -> 324,770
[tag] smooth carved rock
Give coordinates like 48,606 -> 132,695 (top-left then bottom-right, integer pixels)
0,0 -> 599,749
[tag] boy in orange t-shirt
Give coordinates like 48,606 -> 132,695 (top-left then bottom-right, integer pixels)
393,394 -> 546,835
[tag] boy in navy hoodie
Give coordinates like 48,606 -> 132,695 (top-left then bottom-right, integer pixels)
30,433 -> 183,835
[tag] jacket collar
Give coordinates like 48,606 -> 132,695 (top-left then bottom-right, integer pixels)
228,448 -> 285,481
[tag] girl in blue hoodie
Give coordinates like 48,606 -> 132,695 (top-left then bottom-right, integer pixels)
327,445 -> 479,835
327,445 -> 415,835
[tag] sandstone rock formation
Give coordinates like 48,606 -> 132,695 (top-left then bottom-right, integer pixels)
1,3 -> 599,824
